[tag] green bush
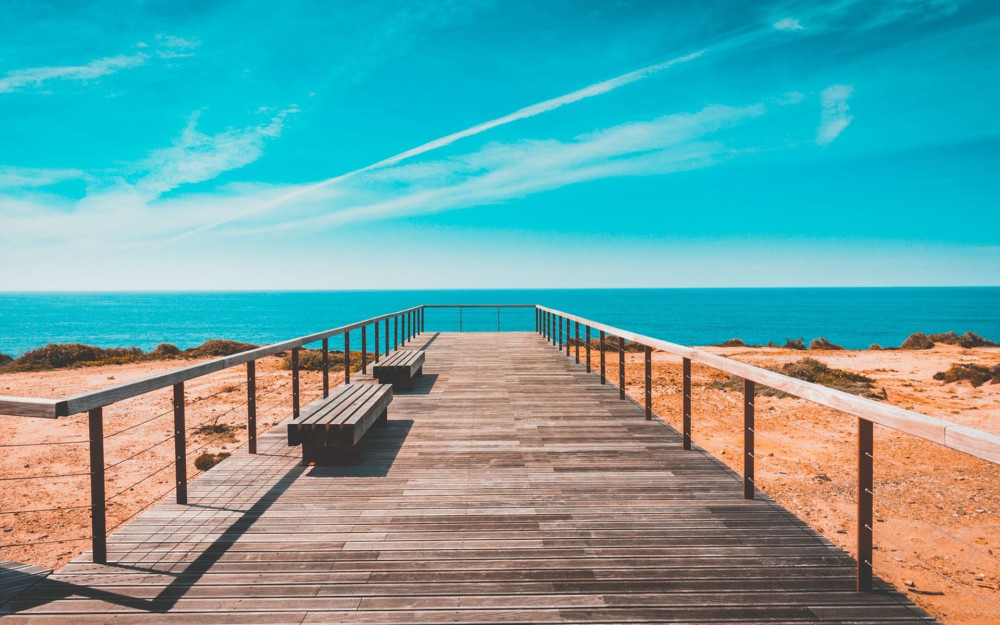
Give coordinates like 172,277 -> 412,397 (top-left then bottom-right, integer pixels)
933,363 -> 994,387
809,337 -> 844,350
150,343 -> 181,357
928,331 -> 998,348
194,452 -> 231,471
784,338 -> 807,350
0,351 -> 13,367
713,338 -> 747,347
185,339 -> 258,357
900,332 -> 934,350
7,343 -> 145,371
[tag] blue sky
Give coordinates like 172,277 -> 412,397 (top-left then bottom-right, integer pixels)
1,0 -> 998,290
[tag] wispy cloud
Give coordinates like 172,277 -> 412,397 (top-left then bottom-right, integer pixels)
817,84 -> 854,145
162,49 -> 706,243
136,107 -> 298,197
152,34 -> 201,59
773,17 -> 803,30
0,53 -> 148,94
0,166 -> 85,189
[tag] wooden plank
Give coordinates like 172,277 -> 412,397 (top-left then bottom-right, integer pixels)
3,333 -> 934,624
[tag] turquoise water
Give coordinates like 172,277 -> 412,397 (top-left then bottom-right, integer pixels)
0,288 -> 998,356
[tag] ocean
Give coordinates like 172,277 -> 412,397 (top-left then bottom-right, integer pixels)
0,288 -> 998,356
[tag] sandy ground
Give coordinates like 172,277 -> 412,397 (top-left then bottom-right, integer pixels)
2,344 -> 1000,623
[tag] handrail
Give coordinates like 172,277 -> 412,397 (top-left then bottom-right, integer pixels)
421,304 -> 536,308
535,305 -> 1000,466
0,306 -> 422,418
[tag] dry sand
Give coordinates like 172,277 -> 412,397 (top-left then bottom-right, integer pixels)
2,344 -> 999,623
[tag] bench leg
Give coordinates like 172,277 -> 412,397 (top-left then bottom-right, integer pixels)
377,408 -> 388,427
301,440 -> 363,465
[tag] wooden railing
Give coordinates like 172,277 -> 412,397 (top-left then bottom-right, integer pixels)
533,306 -> 1000,592
0,306 -> 424,564
2,302 -> 999,594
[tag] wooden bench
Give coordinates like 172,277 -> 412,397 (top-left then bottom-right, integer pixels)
372,349 -> 425,391
287,383 -> 393,465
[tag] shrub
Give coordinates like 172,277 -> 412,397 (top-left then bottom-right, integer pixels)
185,340 -> 258,358
150,343 -> 181,358
282,348 -> 371,372
0,351 -> 13,367
993,364 -> 1000,383
711,358 -> 885,399
194,452 -> 231,471
868,344 -> 883,351
809,337 -> 844,350
713,338 -> 747,347
784,338 -> 807,350
933,363 -> 994,388
928,331 -> 998,348
8,343 -> 145,371
193,423 -> 237,441
900,332 -> 934,350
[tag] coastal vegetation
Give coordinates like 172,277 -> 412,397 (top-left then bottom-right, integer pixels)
279,348 -> 372,372
0,339 -> 260,372
808,337 -> 844,350
713,357 -> 887,399
194,452 -> 231,471
933,363 -> 1000,387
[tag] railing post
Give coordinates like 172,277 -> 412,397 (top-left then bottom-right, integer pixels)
536,309 -> 539,333
247,360 -> 257,454
173,382 -> 187,505
744,379 -> 755,500
459,307 -> 463,332
683,358 -> 692,450
384,318 -> 389,355
566,318 -> 571,356
362,325 -> 368,374
497,307 -> 500,332
558,316 -> 563,350
344,332 -> 351,384
292,348 -> 300,418
644,346 -> 652,420
618,336 -> 626,399
575,322 -> 580,363
374,322 -> 380,362
600,330 -> 606,384
858,418 -> 874,591
401,314 -> 406,346
394,315 -> 398,348
322,338 -> 329,398
585,326 -> 591,372
87,407 -> 106,564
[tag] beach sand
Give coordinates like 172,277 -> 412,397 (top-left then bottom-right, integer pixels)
2,344 -> 999,623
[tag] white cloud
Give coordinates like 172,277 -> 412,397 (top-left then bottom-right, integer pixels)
135,107 -> 298,196
817,84 -> 854,145
0,53 -> 148,93
154,34 -> 201,59
0,166 -> 84,189
773,17 -> 803,30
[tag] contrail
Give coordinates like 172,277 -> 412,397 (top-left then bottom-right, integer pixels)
162,50 -> 705,244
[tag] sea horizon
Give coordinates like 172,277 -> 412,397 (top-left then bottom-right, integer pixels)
3,286 -> 998,357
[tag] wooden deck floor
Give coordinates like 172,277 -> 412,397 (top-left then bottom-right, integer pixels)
1,332 -> 934,624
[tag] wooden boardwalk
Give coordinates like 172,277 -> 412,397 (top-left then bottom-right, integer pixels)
1,333 -> 934,624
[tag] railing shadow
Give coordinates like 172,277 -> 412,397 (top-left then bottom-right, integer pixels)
2,463 -> 305,615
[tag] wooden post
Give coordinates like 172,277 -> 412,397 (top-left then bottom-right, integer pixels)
344,332 -> 351,384
644,346 -> 652,420
575,322 -> 580,363
374,322 -> 380,362
384,318 -> 389,355
322,338 -> 329,398
362,325 -> 368,374
558,316 -> 563,350
858,418 -> 874,591
585,326 -> 591,372
744,379 -> 755,500
88,407 -> 107,564
173,382 -> 187,505
394,315 -> 398,349
459,307 -> 463,332
600,330 -> 606,384
618,336 -> 626,399
683,358 -> 692,450
247,361 -> 257,454
292,348 -> 300,418
566,318 -> 571,356
497,307 -> 500,332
